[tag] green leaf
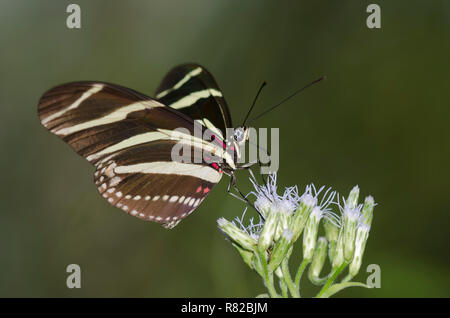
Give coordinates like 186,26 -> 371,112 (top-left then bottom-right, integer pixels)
318,282 -> 372,298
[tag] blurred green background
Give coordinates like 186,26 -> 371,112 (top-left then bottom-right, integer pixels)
0,0 -> 449,297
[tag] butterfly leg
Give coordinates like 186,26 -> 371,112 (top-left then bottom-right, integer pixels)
227,173 -> 264,219
226,172 -> 249,203
258,144 -> 272,184
257,159 -> 267,184
227,187 -> 249,204
248,169 -> 258,184
237,160 -> 267,185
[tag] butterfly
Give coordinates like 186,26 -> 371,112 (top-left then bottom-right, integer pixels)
38,64 -> 255,229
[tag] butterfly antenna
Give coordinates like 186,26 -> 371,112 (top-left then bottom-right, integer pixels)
249,76 -> 326,123
242,81 -> 267,127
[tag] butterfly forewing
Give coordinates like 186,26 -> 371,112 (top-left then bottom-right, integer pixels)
38,82 -> 198,161
156,64 -> 232,138
38,80 -> 226,228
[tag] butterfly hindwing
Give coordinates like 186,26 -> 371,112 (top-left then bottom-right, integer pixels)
94,139 -> 222,229
155,64 -> 232,138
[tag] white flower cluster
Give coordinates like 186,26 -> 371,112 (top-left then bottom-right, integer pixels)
217,173 -> 375,298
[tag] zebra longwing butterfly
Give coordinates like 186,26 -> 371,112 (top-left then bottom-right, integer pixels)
38,64 -> 253,229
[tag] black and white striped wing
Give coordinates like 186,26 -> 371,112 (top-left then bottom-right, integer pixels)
155,64 -> 232,138
38,81 -> 223,228
94,139 -> 221,229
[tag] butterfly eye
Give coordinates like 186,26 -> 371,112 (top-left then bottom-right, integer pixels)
234,128 -> 244,142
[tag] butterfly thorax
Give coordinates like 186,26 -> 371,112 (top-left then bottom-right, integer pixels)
207,126 -> 250,174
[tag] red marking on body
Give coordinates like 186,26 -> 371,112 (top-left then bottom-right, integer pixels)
211,134 -> 226,150
212,162 -> 219,170
196,186 -> 202,193
203,187 -> 210,194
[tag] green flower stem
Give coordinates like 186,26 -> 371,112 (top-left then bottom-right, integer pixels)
281,259 -> 299,298
319,281 -> 371,298
316,262 -> 347,298
309,273 -> 329,286
258,251 -> 280,298
279,279 -> 288,298
294,258 -> 310,296
341,273 -> 353,283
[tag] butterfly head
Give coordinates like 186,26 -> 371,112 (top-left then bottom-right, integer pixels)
229,126 -> 250,161
233,126 -> 250,145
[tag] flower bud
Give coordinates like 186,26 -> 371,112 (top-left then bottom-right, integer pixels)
257,207 -> 279,252
327,240 -> 337,265
323,218 -> 339,262
252,250 -> 270,277
349,224 -> 370,277
303,207 -> 322,261
347,185 -> 360,209
217,218 -> 257,252
290,193 -> 316,242
361,196 -> 375,227
332,234 -> 345,269
342,207 -> 360,262
269,229 -> 293,272
274,201 -> 294,241
308,237 -> 328,285
255,196 -> 271,219
232,243 -> 254,270
323,218 -> 339,244
275,267 -> 283,279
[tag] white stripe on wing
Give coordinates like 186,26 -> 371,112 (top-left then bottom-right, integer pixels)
114,161 -> 222,183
